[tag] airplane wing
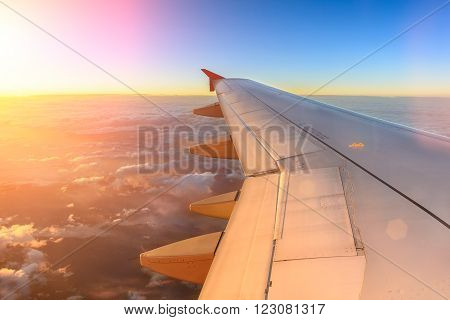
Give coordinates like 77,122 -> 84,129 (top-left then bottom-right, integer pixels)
141,70 -> 450,300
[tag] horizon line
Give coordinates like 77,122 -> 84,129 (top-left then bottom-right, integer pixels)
1,92 -> 450,99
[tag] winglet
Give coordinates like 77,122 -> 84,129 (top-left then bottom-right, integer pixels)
201,69 -> 224,92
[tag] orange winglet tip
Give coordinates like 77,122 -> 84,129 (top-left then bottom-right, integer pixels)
201,69 -> 224,92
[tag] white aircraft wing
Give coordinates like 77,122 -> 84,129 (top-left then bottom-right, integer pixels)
141,70 -> 449,300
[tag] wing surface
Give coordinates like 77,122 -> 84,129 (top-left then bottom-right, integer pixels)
199,71 -> 449,299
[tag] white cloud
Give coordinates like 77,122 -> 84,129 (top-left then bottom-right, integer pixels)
0,215 -> 16,225
24,156 -> 60,162
145,273 -> 173,289
55,265 -> 74,278
39,222 -> 104,240
0,224 -> 47,250
73,162 -> 98,172
69,155 -> 102,163
21,249 -> 47,275
0,268 -> 27,298
168,172 -> 215,196
0,248 -> 48,299
115,164 -> 144,176
127,290 -> 146,300
0,268 -> 25,280
71,176 -> 105,185
108,174 -> 158,195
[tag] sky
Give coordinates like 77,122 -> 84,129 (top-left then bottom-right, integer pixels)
0,0 -> 449,96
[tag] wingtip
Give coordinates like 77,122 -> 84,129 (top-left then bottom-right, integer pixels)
201,69 -> 224,80
201,69 -> 224,92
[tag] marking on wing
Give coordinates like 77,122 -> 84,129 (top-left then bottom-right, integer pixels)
349,142 -> 365,149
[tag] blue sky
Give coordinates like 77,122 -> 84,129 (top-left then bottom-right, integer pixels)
1,0 -> 449,95
148,0 -> 450,96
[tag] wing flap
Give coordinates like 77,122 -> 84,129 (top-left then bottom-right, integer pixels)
274,167 -> 358,261
268,256 -> 366,299
200,174 -> 279,299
